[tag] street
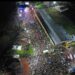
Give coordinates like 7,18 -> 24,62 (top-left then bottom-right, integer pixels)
14,5 -> 53,75
0,2 -> 75,75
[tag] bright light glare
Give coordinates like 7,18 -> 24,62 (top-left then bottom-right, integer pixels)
26,30 -> 29,33
19,9 -> 22,13
17,46 -> 22,50
53,1 -> 57,4
24,7 -> 29,12
13,54 -> 20,58
43,50 -> 49,53
19,13 -> 22,17
25,2 -> 29,5
12,45 -> 22,50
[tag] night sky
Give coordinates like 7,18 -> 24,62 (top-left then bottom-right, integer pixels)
0,2 -> 16,27
0,2 -> 16,57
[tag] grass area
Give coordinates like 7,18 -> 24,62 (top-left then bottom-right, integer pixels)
16,49 -> 33,56
46,7 -> 75,35
14,44 -> 33,57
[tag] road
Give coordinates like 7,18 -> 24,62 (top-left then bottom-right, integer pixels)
37,8 -> 70,45
12,5 -> 53,75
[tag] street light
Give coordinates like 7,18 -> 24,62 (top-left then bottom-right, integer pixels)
13,54 -> 20,58
43,50 -> 49,54
26,30 -> 29,33
25,2 -> 29,5
12,45 -> 22,51
24,7 -> 29,13
53,1 -> 57,5
18,13 -> 22,17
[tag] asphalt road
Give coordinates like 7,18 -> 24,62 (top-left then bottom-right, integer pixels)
14,6 -> 52,75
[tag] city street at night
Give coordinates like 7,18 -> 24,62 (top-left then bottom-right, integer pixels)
15,3 -> 53,75
0,1 -> 75,75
